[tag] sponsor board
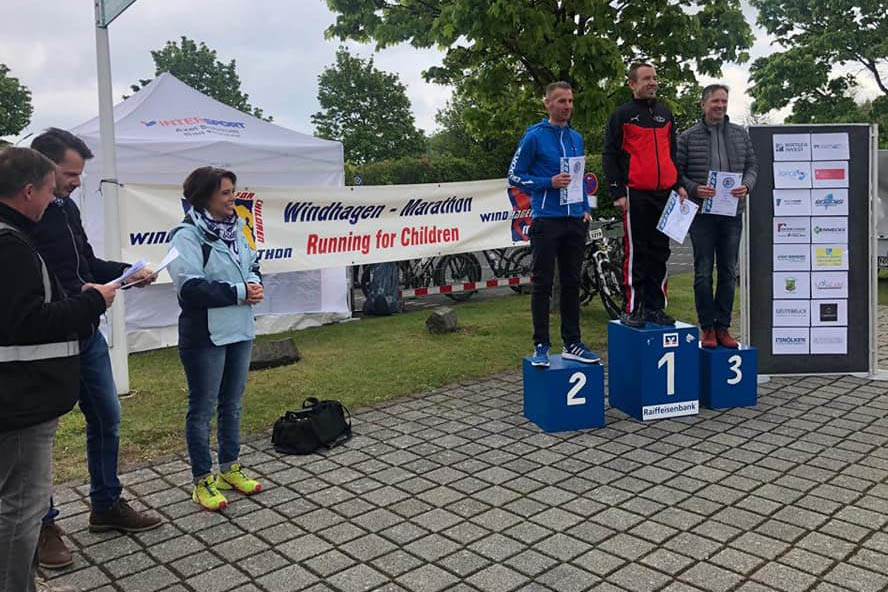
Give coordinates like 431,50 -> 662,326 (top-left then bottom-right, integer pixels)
773,189 -> 811,216
773,133 -> 811,161
772,328 -> 810,355
810,327 -> 847,355
772,299 -> 811,327
810,216 -> 848,244
812,160 -> 849,188
773,217 -> 811,243
811,272 -> 848,299
773,161 -> 812,189
642,400 -> 699,420
811,244 -> 848,271
810,188 -> 849,216
811,132 -> 850,161
773,244 -> 811,271
772,272 -> 810,299
811,299 -> 848,327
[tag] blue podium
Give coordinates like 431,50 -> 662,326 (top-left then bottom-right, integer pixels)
699,345 -> 758,409
523,355 -> 605,433
608,321 -> 700,421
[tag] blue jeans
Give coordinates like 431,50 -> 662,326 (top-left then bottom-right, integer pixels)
180,340 -> 253,481
1,419 -> 57,592
44,331 -> 122,523
689,213 -> 742,329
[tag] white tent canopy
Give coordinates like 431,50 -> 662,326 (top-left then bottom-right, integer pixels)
71,73 -> 350,351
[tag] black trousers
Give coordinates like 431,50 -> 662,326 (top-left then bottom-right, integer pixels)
622,188 -> 671,313
529,216 -> 586,346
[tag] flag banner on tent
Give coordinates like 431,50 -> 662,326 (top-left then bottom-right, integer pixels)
119,179 -> 533,281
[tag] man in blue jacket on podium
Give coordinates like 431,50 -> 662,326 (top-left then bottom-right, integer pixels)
508,81 -> 599,368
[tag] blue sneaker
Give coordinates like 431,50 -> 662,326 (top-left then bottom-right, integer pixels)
562,342 -> 601,364
531,344 -> 550,367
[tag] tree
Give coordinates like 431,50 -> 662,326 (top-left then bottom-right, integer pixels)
0,64 -> 33,137
324,0 -> 753,141
312,47 -> 426,163
129,36 -> 270,120
748,0 -> 888,146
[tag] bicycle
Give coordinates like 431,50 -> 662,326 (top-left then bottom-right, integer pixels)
360,253 -> 482,302
475,247 -> 533,293
580,218 -> 625,320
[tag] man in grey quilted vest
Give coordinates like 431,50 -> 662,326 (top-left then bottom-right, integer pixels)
676,84 -> 758,349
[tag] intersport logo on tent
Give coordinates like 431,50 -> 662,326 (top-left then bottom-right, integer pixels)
140,116 -> 246,129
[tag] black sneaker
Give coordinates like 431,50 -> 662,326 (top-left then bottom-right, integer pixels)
620,311 -> 646,328
645,309 -> 675,326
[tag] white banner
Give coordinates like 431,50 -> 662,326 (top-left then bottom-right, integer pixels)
120,179 -> 531,282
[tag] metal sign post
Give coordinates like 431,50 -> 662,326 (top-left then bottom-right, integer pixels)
93,0 -> 137,394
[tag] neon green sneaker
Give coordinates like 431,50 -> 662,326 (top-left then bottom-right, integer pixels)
217,463 -> 262,495
192,475 -> 228,511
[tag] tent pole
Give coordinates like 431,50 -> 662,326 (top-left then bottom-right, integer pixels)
94,11 -> 130,395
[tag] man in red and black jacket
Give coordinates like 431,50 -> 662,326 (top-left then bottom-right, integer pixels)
604,63 -> 687,328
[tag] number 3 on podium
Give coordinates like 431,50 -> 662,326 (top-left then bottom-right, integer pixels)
567,372 -> 586,406
727,354 -> 742,385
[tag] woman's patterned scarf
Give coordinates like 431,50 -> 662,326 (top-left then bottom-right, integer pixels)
198,209 -> 240,256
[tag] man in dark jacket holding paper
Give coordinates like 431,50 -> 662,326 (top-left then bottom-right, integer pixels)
29,128 -> 161,570
676,85 -> 758,348
0,147 -> 118,592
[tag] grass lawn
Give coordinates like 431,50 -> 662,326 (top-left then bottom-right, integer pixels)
54,273 -> 700,483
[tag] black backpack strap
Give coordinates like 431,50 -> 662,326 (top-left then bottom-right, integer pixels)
201,242 -> 212,268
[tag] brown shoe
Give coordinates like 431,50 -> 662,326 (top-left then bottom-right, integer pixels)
701,328 -> 718,349
88,498 -> 162,533
38,523 -> 73,569
716,327 -> 739,349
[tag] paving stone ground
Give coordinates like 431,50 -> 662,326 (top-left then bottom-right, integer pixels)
43,308 -> 888,592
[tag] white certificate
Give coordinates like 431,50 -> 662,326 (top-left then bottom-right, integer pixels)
812,133 -> 849,161
656,191 -> 698,244
560,156 -> 585,205
773,190 -> 811,216
701,171 -> 741,216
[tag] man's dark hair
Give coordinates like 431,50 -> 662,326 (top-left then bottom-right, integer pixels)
183,166 -> 237,211
545,81 -> 572,98
30,127 -> 94,164
628,63 -> 654,81
702,84 -> 730,102
0,147 -> 56,200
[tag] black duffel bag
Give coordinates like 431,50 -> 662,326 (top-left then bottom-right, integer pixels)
272,397 -> 352,455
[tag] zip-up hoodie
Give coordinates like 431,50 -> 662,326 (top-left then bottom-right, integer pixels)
508,118 -> 588,219
167,209 -> 262,349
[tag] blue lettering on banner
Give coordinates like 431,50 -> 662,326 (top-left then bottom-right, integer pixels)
479,211 -> 510,222
129,231 -> 172,246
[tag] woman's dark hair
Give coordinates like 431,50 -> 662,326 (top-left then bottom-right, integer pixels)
183,167 -> 237,211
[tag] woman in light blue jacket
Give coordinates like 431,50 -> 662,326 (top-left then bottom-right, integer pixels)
168,167 -> 263,511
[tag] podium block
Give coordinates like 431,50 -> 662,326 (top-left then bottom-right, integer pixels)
523,355 -> 605,433
608,320 -> 700,421
700,345 -> 758,409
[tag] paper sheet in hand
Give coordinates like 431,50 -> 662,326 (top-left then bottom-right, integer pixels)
656,191 -> 698,244
121,248 -> 179,289
108,259 -> 146,285
701,171 -> 741,216
560,156 -> 585,205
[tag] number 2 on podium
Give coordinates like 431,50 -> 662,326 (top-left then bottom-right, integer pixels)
567,372 -> 586,406
657,352 -> 675,396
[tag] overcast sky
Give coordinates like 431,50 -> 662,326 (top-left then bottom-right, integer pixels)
0,1 -> 873,144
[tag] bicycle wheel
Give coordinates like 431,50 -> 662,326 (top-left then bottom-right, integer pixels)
507,247 -> 532,293
598,259 -> 624,320
579,249 -> 599,305
434,253 -> 481,301
359,264 -> 374,298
